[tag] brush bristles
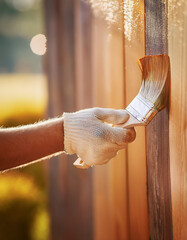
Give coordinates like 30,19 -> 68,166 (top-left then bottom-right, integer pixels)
137,55 -> 170,111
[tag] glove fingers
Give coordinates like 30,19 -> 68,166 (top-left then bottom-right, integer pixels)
73,157 -> 90,169
94,108 -> 129,125
108,126 -> 136,145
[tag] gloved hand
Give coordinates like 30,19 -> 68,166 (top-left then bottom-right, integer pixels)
63,107 -> 136,169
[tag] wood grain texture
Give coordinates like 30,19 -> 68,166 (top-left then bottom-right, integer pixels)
92,10 -> 129,240
74,1 -> 93,239
44,0 -> 93,239
145,0 -> 173,239
124,14 -> 149,238
74,0 -> 93,110
44,1 -> 71,238
168,1 -> 187,239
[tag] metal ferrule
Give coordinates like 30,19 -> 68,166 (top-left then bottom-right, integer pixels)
125,93 -> 158,125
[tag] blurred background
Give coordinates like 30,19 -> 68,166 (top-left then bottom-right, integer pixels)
0,0 -> 49,240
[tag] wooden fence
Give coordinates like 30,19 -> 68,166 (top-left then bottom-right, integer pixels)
44,0 -> 187,239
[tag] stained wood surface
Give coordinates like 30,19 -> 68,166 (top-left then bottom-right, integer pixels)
44,0 -> 93,239
124,18 -> 149,239
74,1 -> 93,239
92,1 -> 149,239
168,2 -> 187,239
92,13 -> 129,240
145,0 -> 173,239
74,0 -> 93,110
43,1 -> 187,240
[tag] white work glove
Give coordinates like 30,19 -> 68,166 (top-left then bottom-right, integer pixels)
63,107 -> 136,169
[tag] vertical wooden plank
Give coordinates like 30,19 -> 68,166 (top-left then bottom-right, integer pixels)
44,0 -> 62,116
145,0 -> 173,239
92,4 -> 129,239
168,1 -> 187,239
74,0 -> 93,109
44,1 -> 68,239
44,0 -> 93,239
74,1 -> 93,239
92,18 -> 114,240
124,1 -> 149,238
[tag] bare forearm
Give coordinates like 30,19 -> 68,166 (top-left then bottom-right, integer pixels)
0,117 -> 64,171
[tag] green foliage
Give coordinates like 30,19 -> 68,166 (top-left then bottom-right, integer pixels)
0,199 -> 38,240
0,173 -> 50,240
0,1 -> 20,16
0,0 -> 44,73
0,33 -> 42,73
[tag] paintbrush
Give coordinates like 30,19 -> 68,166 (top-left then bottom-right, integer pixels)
119,54 -> 170,128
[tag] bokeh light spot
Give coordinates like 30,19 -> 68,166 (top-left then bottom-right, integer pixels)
30,34 -> 47,56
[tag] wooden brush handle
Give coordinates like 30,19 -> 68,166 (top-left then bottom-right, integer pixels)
116,113 -> 144,129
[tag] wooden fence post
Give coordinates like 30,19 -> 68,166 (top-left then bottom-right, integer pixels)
144,0 -> 173,239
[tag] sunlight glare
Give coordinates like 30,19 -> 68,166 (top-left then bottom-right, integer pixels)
85,0 -> 144,41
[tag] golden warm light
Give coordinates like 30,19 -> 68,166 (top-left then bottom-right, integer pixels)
0,74 -> 48,126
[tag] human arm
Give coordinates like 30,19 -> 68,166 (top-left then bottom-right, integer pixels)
0,118 -> 64,172
0,108 -> 136,172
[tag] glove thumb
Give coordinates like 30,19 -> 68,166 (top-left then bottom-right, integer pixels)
73,157 -> 90,169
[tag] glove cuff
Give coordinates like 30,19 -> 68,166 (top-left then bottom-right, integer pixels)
63,112 -> 81,155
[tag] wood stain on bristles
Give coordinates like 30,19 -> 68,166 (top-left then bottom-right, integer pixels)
119,54 -> 170,128
138,54 -> 170,112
